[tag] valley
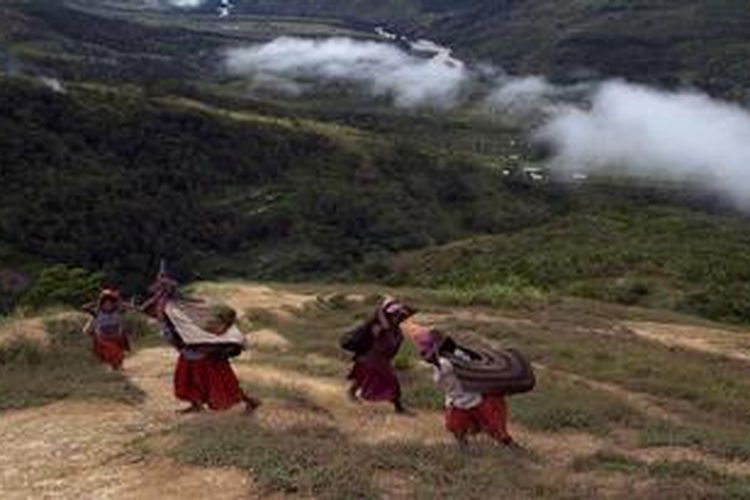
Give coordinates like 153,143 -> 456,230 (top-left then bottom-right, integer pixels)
2,3 -> 750,497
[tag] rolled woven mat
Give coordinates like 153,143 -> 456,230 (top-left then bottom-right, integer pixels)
402,321 -> 535,396
444,332 -> 536,396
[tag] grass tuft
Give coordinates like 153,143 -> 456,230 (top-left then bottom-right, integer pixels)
0,315 -> 145,411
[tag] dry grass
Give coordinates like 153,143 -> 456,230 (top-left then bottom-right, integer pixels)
6,282 -> 750,498
171,283 -> 750,498
0,314 -> 145,411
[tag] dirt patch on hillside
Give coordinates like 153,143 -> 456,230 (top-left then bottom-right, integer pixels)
626,321 -> 750,361
197,283 -> 315,321
417,310 -> 533,328
250,328 -> 291,350
0,345 -> 255,500
0,317 -> 48,347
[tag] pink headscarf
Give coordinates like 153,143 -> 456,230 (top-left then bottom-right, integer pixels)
407,324 -> 442,359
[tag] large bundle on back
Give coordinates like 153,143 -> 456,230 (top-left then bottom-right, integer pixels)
164,298 -> 246,358
441,333 -> 536,396
405,322 -> 535,396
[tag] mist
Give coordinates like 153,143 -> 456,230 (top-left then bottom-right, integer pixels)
224,37 -> 470,108
224,36 -> 750,206
536,81 -> 750,204
166,0 -> 206,7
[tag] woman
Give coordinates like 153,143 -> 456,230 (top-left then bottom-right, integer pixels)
83,289 -> 131,371
346,297 -> 415,414
413,326 -> 516,447
141,270 -> 260,415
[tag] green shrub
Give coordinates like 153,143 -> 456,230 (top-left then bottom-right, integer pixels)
393,339 -> 416,371
21,265 -> 103,310
434,277 -> 546,309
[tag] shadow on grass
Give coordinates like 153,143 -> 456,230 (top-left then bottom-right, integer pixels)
0,315 -> 146,411
241,380 -> 335,418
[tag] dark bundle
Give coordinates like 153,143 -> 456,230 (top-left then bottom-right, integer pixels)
440,333 -> 536,396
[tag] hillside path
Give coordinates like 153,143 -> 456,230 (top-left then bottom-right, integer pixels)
4,285 -> 750,499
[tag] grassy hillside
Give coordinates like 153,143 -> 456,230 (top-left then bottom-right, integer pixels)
391,198 -> 750,324
7,281 -> 750,497
0,75 -> 555,293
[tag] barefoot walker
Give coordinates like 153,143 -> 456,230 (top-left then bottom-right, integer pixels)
83,289 -> 131,370
342,297 -> 416,413
141,266 -> 260,414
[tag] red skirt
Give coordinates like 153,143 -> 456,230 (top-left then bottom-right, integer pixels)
93,335 -> 127,369
347,358 -> 400,402
445,395 -> 510,441
174,354 -> 246,410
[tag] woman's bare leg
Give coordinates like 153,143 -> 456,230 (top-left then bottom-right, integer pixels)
177,402 -> 203,414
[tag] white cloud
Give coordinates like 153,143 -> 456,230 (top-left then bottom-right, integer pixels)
164,0 -> 206,8
222,35 -> 750,207
225,37 -> 471,108
536,81 -> 750,205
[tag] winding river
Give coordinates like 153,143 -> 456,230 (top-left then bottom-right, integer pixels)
374,26 -> 465,69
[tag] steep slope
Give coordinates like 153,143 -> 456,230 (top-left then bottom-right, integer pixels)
390,201 -> 750,324
7,282 -> 750,498
0,75 -> 553,289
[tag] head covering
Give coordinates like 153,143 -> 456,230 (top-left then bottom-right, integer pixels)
402,322 -> 444,359
376,296 -> 417,330
414,327 -> 438,358
98,288 -> 120,306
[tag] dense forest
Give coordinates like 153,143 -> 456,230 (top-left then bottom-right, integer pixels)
0,76 -> 555,294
